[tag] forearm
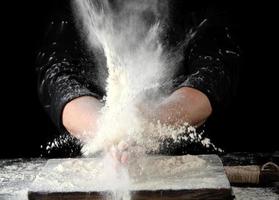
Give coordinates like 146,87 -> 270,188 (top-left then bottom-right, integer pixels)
152,87 -> 212,127
36,7 -> 104,134
62,96 -> 103,140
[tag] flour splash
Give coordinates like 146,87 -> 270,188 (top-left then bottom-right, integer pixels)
73,0 -> 218,199
73,0 -> 181,155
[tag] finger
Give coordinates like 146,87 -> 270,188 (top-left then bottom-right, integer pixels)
118,141 -> 129,151
110,145 -> 121,162
120,151 -> 129,164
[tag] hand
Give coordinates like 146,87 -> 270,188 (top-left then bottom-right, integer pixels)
109,141 -> 129,165
62,96 -> 103,141
138,87 -> 212,127
157,87 -> 212,126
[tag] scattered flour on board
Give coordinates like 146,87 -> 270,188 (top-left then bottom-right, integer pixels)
31,155 -> 206,192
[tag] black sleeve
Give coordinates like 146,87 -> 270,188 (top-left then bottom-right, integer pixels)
36,1 -> 101,133
179,8 -> 241,112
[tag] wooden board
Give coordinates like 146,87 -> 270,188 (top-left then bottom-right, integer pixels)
28,155 -> 233,200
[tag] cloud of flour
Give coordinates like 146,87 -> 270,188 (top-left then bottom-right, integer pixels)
72,0 -> 188,155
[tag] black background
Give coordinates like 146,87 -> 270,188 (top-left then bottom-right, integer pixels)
1,1 -> 278,158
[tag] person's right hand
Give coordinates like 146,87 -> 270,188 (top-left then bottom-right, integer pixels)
62,96 -> 103,141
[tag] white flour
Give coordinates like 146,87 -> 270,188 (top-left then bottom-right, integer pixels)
74,0 -> 177,157
73,0 -> 217,157
72,0 -> 219,199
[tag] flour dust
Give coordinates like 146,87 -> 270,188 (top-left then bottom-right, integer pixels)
72,0 -> 218,199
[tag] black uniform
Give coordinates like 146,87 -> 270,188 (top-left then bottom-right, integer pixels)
36,0 -> 240,155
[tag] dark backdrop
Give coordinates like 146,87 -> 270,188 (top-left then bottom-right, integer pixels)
1,1 -> 278,158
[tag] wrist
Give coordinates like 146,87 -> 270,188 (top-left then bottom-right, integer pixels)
62,96 -> 102,139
